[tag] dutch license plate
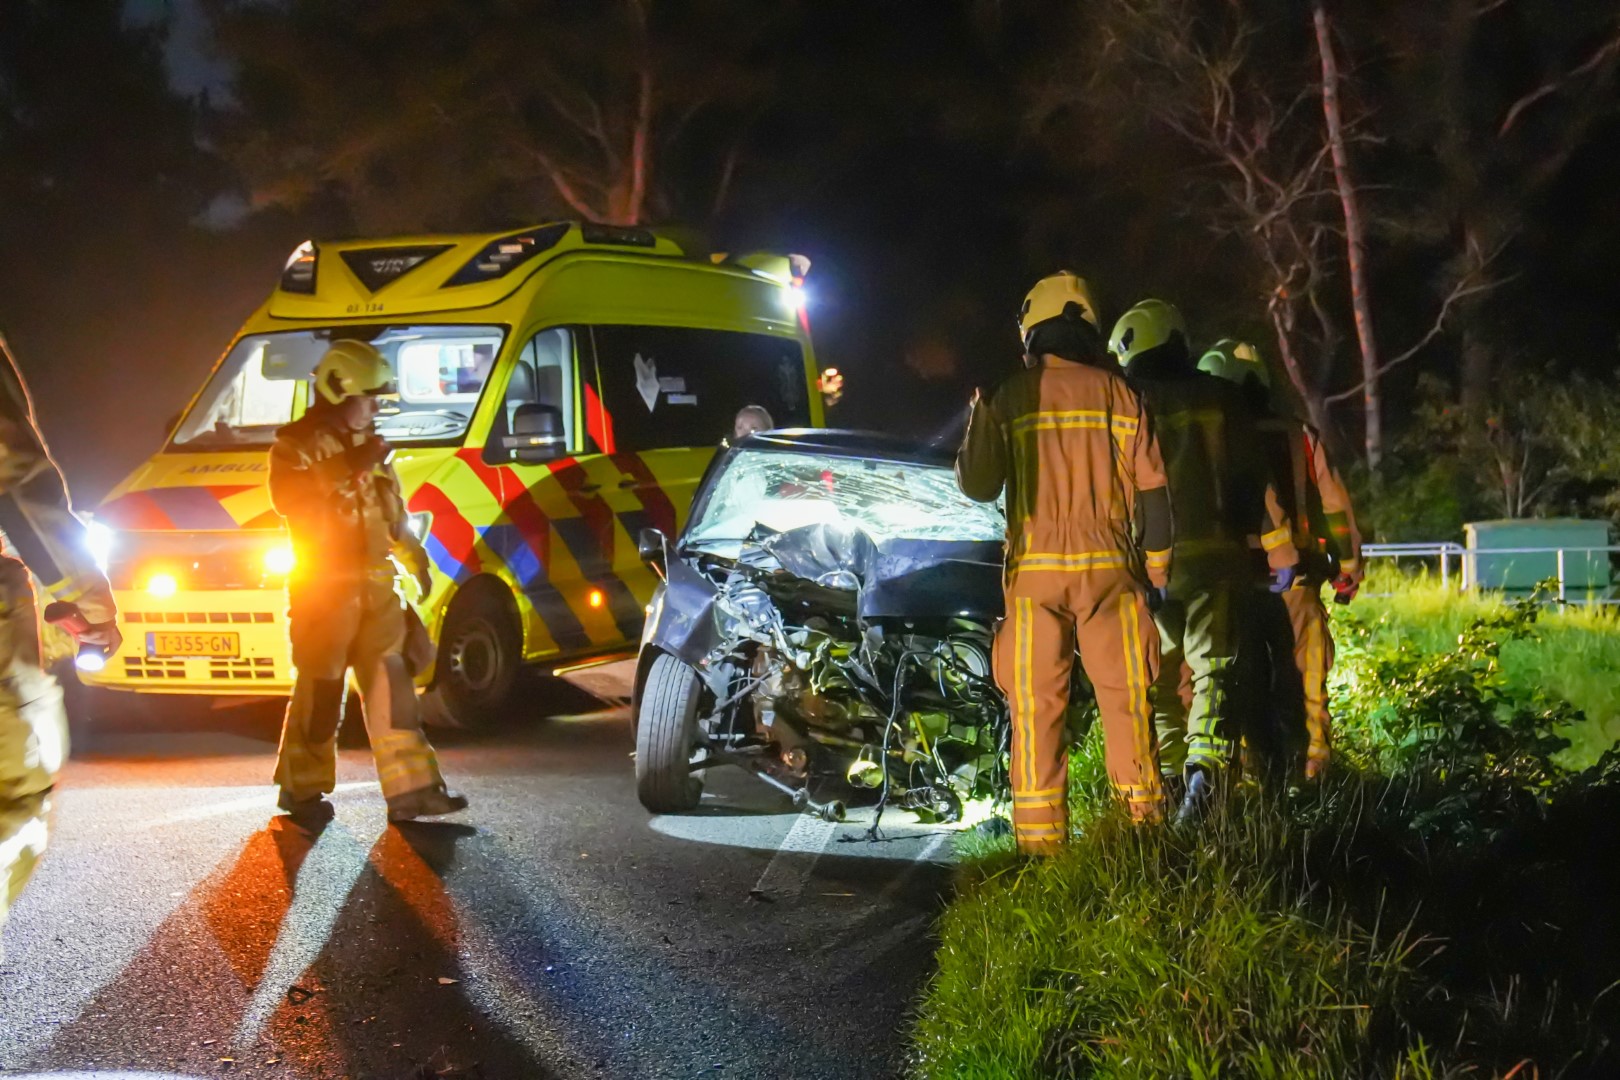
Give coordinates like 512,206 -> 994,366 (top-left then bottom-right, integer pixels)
146,631 -> 241,658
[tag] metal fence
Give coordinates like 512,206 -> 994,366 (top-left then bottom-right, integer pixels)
1360,542 -> 1620,604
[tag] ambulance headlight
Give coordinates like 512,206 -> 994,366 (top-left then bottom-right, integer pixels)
406,511 -> 433,542
86,522 -> 115,573
263,545 -> 297,576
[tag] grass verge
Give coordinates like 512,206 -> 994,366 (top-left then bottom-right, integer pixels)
912,584 -> 1620,1079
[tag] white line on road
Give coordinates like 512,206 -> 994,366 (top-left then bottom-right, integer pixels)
135,782 -> 375,830
749,813 -> 839,901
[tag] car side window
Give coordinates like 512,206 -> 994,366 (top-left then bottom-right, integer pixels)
487,326 -> 575,460
584,325 -> 811,453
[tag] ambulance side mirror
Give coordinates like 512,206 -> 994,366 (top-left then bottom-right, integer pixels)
502,403 -> 566,464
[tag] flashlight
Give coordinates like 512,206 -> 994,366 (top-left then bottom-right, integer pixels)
43,601 -> 110,673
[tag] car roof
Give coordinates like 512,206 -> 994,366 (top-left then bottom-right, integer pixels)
734,428 -> 955,468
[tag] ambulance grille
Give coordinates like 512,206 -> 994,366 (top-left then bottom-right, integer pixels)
123,657 -> 188,679
122,612 -> 274,625
208,658 -> 278,681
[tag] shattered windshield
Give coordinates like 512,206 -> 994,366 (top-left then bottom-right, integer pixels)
685,448 -> 1005,555
169,324 -> 507,450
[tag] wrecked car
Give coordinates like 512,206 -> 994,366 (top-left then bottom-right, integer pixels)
630,430 -> 1009,823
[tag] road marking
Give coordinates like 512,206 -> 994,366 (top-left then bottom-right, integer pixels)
876,829 -> 952,905
135,782 -> 374,830
235,822 -> 374,1046
749,813 -> 838,901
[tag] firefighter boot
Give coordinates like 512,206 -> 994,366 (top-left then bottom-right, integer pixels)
387,783 -> 470,822
1173,766 -> 1217,828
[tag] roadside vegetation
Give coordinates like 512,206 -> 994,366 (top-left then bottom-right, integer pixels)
913,580 -> 1620,1079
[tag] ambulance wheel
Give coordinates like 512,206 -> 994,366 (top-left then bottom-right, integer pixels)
635,653 -> 705,813
421,589 -> 519,730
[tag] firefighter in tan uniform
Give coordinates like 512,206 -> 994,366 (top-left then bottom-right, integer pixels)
270,341 -> 467,823
957,273 -> 1172,854
1199,340 -> 1362,780
0,337 -> 119,954
1109,304 -> 1298,819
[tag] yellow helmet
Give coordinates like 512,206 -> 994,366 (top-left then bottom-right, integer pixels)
313,340 -> 394,405
1018,271 -> 1099,350
1197,339 -> 1270,389
1109,299 -> 1187,366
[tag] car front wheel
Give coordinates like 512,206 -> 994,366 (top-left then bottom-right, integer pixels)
635,653 -> 705,813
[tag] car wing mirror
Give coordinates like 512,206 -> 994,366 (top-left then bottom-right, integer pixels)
638,526 -> 668,578
502,403 -> 566,464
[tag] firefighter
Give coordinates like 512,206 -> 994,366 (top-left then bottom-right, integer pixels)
1109,303 -> 1297,821
0,336 -> 120,955
270,340 -> 467,823
957,272 -> 1171,854
1198,340 -> 1362,780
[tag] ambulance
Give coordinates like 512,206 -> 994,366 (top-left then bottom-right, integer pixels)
82,222 -> 822,726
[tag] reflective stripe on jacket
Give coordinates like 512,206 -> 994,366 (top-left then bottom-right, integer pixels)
956,357 -> 1172,587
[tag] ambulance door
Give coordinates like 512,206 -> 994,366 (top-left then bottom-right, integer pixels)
581,324 -> 814,616
480,325 -> 613,657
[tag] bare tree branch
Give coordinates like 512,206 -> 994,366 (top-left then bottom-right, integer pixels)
1323,270 -> 1515,403
1498,23 -> 1620,135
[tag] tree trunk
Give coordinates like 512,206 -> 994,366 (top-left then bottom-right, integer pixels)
1313,2 -> 1381,466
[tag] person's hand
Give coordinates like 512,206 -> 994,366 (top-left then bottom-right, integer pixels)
1145,584 -> 1169,614
78,621 -> 123,657
1270,564 -> 1301,593
344,436 -> 391,474
1305,751 -> 1329,781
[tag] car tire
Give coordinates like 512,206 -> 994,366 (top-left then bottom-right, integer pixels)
635,653 -> 705,813
420,590 -> 520,730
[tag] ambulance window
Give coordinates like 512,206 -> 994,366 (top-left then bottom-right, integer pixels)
585,326 -> 810,453
170,324 -> 506,450
488,327 -> 575,455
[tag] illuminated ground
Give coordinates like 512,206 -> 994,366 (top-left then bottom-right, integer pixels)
0,663 -> 953,1079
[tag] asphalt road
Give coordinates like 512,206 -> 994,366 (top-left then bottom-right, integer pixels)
0,663 -> 956,1080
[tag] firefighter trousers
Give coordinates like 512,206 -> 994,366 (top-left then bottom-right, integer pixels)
993,567 -> 1164,855
0,559 -> 67,956
275,578 -> 448,807
1151,558 -> 1239,776
1283,584 -> 1335,776
1230,585 -> 1304,785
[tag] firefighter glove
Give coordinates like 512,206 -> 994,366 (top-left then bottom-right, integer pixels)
1270,564 -> 1301,593
1332,573 -> 1360,605
1145,584 -> 1169,614
344,436 -> 392,475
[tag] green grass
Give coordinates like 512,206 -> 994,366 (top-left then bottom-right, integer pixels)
915,794 -> 1447,1079
1348,569 -> 1620,765
913,575 -> 1620,1079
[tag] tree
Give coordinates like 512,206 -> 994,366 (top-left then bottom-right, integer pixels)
1366,2 -> 1620,408
203,0 -> 790,232
1032,0 -> 1348,436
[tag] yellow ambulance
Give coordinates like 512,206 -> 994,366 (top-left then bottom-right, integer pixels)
83,222 -> 821,726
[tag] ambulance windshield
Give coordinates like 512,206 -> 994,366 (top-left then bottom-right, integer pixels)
170,324 -> 507,449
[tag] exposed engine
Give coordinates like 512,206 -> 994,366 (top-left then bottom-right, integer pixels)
685,523 -> 1008,824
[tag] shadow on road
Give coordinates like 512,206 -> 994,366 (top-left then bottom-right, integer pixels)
43,818 -> 560,1079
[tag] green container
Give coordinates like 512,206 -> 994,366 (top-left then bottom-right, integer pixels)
1463,519 -> 1613,596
